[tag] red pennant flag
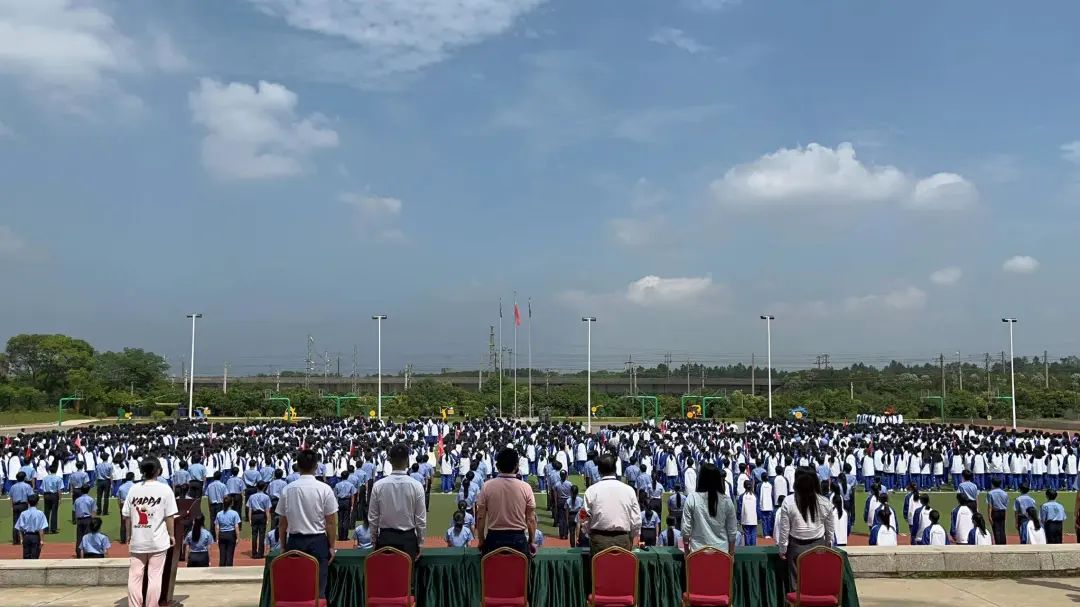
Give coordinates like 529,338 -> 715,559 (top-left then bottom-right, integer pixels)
437,435 -> 444,460
74,435 -> 81,449
349,440 -> 356,457
514,302 -> 521,327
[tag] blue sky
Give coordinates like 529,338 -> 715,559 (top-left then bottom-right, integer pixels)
2,0 -> 1079,376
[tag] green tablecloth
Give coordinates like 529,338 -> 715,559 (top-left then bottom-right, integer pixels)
259,546 -> 859,607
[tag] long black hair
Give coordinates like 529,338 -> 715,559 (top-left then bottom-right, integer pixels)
793,468 -> 819,523
696,463 -> 725,518
1027,506 -> 1042,532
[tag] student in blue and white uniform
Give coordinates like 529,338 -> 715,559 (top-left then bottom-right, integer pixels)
831,493 -> 848,547
1041,488 -> 1067,544
79,518 -> 111,558
921,510 -> 950,546
640,503 -> 661,547
659,515 -> 683,549
214,496 -> 242,567
13,495 -> 47,559
868,508 -> 897,546
738,480 -> 758,546
758,476 -> 775,538
565,485 -> 584,548
184,514 -> 214,567
354,517 -> 373,549
950,497 -> 975,545
445,512 -> 473,547
1022,507 -> 1047,545
967,512 -> 993,546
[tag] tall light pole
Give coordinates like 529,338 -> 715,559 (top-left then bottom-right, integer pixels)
760,315 -> 774,418
373,315 -> 388,420
186,313 -> 202,420
1003,318 -> 1018,430
956,351 -> 962,392
582,317 -> 596,433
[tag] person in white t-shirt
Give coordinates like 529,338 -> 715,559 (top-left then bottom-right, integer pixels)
1023,507 -> 1047,545
831,494 -> 849,547
122,459 -> 178,607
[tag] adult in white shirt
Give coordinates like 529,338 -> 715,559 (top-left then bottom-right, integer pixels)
369,444 -> 426,561
683,461 -> 698,495
585,455 -> 641,552
777,469 -> 835,589
277,450 -> 339,598
123,459 -> 178,607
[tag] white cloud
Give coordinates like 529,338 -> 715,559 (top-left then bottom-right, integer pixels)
710,142 -> 978,211
341,193 -> 406,242
711,143 -> 908,207
844,286 -> 927,313
649,27 -> 708,55
1062,141 -> 1080,164
907,172 -> 978,210
929,266 -> 963,286
626,275 -> 715,306
248,0 -> 546,80
0,225 -> 26,257
189,78 -> 338,180
150,30 -> 190,72
1002,255 -> 1039,274
611,105 -> 722,144
684,0 -> 742,11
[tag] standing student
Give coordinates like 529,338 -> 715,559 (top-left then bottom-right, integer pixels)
206,473 -> 227,540
94,456 -> 114,515
68,462 -> 89,525
333,476 -> 357,542
951,497 -> 975,545
868,508 -> 897,546
738,480 -> 758,546
831,493 -> 849,547
41,465 -> 64,535
73,487 -> 97,558
968,512 -> 993,545
276,450 -> 338,599
668,486 -> 685,529
79,518 -> 111,558
184,515 -> 213,568
354,516 -> 373,549
9,472 -> 33,545
553,471 -> 573,540
13,495 -> 47,559
759,476 -> 775,538
123,458 -> 179,607
1014,485 -> 1036,538
1023,507 -> 1047,545
921,510 -> 950,546
1040,489 -> 1066,544
566,485 -> 584,548
248,483 -> 272,558
986,479 -> 1009,545
214,496 -> 241,566
777,469 -> 835,590
445,511 -> 474,547
116,473 -> 135,545
659,515 -> 683,549
640,503 -> 661,547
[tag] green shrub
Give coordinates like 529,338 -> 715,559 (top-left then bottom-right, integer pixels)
245,409 -> 263,418
150,410 -> 166,420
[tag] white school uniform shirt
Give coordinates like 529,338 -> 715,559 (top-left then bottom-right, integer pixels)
872,525 -> 897,546
865,496 -> 879,524
555,451 -> 568,470
926,524 -> 948,546
1025,521 -> 1047,545
784,466 -> 795,488
740,493 -> 758,526
833,509 -> 849,545
517,456 -> 529,477
1068,454 -> 1078,476
458,456 -> 471,476
1011,455 -> 1025,475
954,507 -> 974,544
908,454 -> 921,474
1049,455 -> 1060,475
759,481 -> 774,512
933,458 -> 944,476
971,528 -> 993,546
862,455 -> 875,477
950,455 -> 964,474
683,468 -> 697,494
664,456 -> 678,477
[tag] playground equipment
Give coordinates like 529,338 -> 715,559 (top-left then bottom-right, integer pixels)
680,395 -> 728,419
440,406 -> 455,419
789,406 -> 808,420
268,395 -> 295,422
622,395 -> 659,422
322,393 -> 360,417
57,395 -> 81,427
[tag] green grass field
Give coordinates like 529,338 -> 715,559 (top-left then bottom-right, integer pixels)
2,479 -> 1071,547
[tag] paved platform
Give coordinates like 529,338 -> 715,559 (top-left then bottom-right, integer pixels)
5,578 -> 1080,607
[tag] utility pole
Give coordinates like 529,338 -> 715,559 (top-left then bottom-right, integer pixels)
1001,351 -> 1006,380
751,353 -> 755,396
323,351 -> 330,378
815,355 -> 821,370
351,345 -> 359,394
957,352 -> 962,391
850,382 -> 854,401
822,354 -> 830,370
686,360 -> 691,394
181,358 -> 187,393
336,356 -> 341,377
940,353 -> 946,400
305,335 -> 315,388
985,353 -> 991,401
665,353 -> 673,377
405,364 -> 412,391
478,361 -> 483,392
1045,349 -> 1050,388
701,365 -> 705,390
275,370 -> 281,392
223,362 -> 229,394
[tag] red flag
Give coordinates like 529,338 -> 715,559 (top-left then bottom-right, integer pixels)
437,435 -> 444,460
514,302 -> 521,326
349,440 -> 356,457
74,435 -> 81,449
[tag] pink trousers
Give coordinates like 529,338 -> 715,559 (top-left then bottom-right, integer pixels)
128,550 -> 167,607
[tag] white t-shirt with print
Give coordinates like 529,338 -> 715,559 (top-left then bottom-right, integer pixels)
122,481 -> 179,554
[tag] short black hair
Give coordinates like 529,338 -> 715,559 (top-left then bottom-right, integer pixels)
991,478 -> 1002,488
140,459 -> 161,479
297,450 -> 320,474
962,470 -> 973,481
597,454 -> 616,476
27,494 -> 39,507
389,443 -> 410,468
1047,488 -> 1058,501
495,448 -> 518,474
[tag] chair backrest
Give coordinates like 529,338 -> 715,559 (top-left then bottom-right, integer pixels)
685,548 -> 733,598
365,547 -> 413,605
482,548 -> 529,603
591,546 -> 638,600
270,550 -> 320,606
796,547 -> 843,601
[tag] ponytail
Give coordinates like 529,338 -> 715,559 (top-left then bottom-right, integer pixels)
667,527 -> 675,547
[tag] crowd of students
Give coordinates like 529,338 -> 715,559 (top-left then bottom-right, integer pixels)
3,414 -> 1080,562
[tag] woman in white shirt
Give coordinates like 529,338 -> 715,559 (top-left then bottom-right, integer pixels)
123,459 -> 179,607
968,512 -> 993,546
680,464 -> 739,553
1023,507 -> 1047,545
869,508 -> 897,546
777,469 -> 836,590
831,493 -> 848,547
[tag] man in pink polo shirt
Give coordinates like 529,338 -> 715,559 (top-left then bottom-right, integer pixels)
475,448 -> 537,556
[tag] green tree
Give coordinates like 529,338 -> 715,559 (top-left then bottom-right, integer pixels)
93,348 -> 169,393
5,334 -> 94,394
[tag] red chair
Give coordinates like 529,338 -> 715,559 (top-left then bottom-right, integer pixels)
682,548 -> 733,606
364,547 -> 416,607
269,550 -> 325,607
481,547 -> 529,607
588,546 -> 638,607
785,547 -> 844,607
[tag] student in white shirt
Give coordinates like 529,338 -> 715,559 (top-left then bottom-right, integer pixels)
758,477 -> 775,538
868,507 -> 897,546
831,493 -> 849,547
739,480 -> 758,546
968,512 -> 993,546
921,510 -> 950,546
1023,506 -> 1047,545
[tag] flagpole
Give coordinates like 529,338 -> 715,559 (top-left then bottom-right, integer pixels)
514,291 -> 519,418
528,298 -> 533,419
498,298 -> 503,417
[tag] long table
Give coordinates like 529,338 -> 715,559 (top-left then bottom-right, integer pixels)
259,546 -> 860,607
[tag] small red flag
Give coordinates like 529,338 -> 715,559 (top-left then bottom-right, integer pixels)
514,303 -> 521,327
437,435 -> 444,459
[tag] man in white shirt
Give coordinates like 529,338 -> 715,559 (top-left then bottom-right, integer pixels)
584,455 -> 641,553
276,450 -> 338,599
369,443 -> 427,561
